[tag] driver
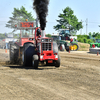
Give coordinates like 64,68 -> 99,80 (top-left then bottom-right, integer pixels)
37,29 -> 41,37
23,32 -> 29,37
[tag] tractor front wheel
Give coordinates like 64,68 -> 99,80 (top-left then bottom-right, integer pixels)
32,55 -> 39,69
71,43 -> 79,51
55,54 -> 60,67
53,42 -> 58,53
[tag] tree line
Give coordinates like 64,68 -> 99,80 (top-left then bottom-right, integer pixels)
2,5 -> 100,44
6,6 -> 82,33
77,32 -> 100,44
0,33 -> 20,39
0,32 -> 100,44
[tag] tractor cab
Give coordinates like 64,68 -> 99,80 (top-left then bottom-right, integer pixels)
59,29 -> 77,41
21,29 -> 33,38
15,21 -> 35,46
59,29 -> 71,40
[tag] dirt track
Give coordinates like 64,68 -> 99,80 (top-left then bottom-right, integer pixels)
0,49 -> 100,100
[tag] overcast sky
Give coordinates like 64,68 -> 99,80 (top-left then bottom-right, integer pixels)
0,0 -> 100,35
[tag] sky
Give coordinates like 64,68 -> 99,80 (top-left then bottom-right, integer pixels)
0,0 -> 100,35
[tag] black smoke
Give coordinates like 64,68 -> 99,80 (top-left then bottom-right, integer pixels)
33,0 -> 49,30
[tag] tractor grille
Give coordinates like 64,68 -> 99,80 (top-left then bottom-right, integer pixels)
42,43 -> 52,51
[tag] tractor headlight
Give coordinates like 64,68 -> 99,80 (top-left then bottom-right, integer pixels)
41,39 -> 52,42
54,53 -> 58,58
55,55 -> 58,58
41,39 -> 44,42
40,55 -> 43,59
49,39 -> 52,42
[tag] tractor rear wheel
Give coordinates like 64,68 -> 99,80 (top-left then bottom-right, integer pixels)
32,55 -> 39,69
9,42 -> 19,64
66,46 -> 69,52
55,54 -> 60,67
23,43 -> 35,66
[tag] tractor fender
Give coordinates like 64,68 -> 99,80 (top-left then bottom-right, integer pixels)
23,42 -> 35,48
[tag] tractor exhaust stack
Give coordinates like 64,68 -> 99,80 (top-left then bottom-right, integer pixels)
41,30 -> 45,38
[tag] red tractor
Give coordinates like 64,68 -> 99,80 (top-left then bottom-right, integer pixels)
9,20 -> 60,69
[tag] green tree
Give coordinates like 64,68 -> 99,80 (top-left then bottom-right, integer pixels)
87,39 -> 94,44
6,6 -> 35,32
46,34 -> 52,37
0,33 -> 6,39
54,7 -> 83,34
91,32 -> 100,39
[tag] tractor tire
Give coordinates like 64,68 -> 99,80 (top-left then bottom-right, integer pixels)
71,43 -> 79,51
14,49 -> 19,63
53,42 -> 58,53
66,46 -> 70,52
55,54 -> 60,67
60,44 -> 65,51
32,55 -> 39,69
9,42 -> 19,64
23,43 -> 35,66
